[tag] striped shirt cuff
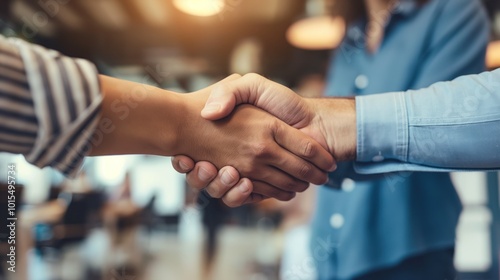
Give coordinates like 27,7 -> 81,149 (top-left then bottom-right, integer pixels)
0,36 -> 38,157
3,36 -> 102,177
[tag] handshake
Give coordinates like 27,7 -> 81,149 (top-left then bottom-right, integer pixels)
96,70 -> 500,206
169,74 -> 358,207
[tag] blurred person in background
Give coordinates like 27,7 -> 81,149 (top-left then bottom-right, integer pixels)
308,0 -> 489,279
176,0 -> 491,279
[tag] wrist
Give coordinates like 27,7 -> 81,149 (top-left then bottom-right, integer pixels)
92,76 -> 185,156
308,98 -> 357,161
171,92 -> 209,156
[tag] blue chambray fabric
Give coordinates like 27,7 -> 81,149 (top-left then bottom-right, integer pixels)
310,0 -> 489,278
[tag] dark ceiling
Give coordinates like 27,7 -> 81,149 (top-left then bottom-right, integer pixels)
1,0 -> 499,85
2,0 -> 316,81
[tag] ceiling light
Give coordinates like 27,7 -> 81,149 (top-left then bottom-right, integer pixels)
286,16 -> 345,50
173,0 -> 225,17
486,40 -> 500,69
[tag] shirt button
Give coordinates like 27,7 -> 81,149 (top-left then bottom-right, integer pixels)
341,178 -> 356,192
355,75 -> 369,90
330,213 -> 344,229
372,152 -> 385,162
348,27 -> 363,41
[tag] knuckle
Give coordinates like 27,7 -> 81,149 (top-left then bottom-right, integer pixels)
229,73 -> 242,79
302,141 -> 315,158
251,142 -> 270,157
239,163 -> 256,177
268,119 -> 281,135
298,163 -> 313,179
243,73 -> 264,82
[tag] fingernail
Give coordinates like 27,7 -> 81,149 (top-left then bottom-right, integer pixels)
221,169 -> 236,185
201,103 -> 221,115
178,161 -> 190,171
198,167 -> 213,181
238,181 -> 250,194
329,164 -> 337,172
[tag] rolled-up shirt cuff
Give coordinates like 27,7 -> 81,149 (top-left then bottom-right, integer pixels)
355,91 -> 408,164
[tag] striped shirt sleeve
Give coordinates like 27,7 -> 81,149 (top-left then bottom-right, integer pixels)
0,35 -> 102,177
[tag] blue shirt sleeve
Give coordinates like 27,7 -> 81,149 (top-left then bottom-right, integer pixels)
355,69 -> 500,174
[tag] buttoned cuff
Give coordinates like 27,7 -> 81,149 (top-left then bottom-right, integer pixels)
355,91 -> 408,163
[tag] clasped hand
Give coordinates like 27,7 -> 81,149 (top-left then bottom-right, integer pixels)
173,74 -> 356,207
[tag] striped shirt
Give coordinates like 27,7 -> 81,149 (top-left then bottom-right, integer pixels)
0,35 -> 102,177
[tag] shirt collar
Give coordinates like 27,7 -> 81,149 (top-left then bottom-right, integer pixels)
344,0 -> 420,43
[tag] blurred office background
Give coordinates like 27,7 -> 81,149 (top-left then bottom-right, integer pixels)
0,0 -> 500,279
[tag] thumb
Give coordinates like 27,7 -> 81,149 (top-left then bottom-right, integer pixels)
201,73 -> 310,127
201,83 -> 238,120
201,73 -> 277,120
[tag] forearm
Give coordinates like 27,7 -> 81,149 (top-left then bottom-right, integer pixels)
89,75 -> 184,157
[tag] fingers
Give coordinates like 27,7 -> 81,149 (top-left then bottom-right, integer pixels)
185,162 -> 218,191
221,178 -> 254,207
173,159 -> 242,200
273,122 -> 337,173
222,179 -> 298,208
221,179 -> 276,207
203,166 -> 241,198
255,166 -> 310,193
206,167 -> 303,207
171,155 -> 195,173
251,181 -> 297,201
257,125 -> 331,186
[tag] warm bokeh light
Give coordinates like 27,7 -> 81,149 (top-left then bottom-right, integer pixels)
173,0 -> 225,17
486,40 -> 500,69
230,39 -> 263,74
286,16 -> 346,50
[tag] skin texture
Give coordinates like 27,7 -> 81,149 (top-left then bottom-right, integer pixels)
173,74 -> 357,207
91,74 -> 335,203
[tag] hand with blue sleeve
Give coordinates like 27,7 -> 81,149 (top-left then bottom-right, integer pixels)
173,70 -> 500,206
173,74 -> 357,205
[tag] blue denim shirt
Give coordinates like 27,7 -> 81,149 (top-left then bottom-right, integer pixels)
310,0 -> 489,279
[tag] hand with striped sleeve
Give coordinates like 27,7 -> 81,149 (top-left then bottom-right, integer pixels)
95,75 -> 335,202
0,35 -> 335,203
